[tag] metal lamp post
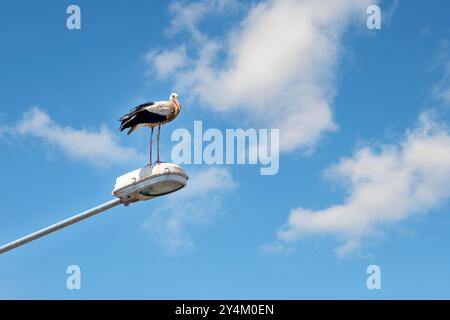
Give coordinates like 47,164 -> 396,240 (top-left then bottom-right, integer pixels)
0,163 -> 188,255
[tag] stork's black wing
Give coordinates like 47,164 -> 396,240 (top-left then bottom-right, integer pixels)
119,102 -> 154,123
119,102 -> 156,131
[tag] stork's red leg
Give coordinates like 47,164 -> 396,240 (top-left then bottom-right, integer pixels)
156,124 -> 161,163
149,126 -> 154,164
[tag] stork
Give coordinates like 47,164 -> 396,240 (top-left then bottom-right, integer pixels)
119,92 -> 182,163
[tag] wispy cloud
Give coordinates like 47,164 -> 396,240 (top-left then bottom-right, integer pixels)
142,167 -> 237,254
428,39 -> 450,105
259,241 -> 294,255
164,0 -> 241,41
145,46 -> 187,80
270,112 -> 450,257
435,67 -> 450,105
10,107 -> 141,167
383,0 -> 400,26
146,0 -> 375,152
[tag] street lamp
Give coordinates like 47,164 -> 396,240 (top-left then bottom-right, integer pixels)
113,162 -> 188,203
0,162 -> 188,255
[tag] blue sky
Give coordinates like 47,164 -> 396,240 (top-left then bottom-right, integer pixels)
1,0 -> 450,299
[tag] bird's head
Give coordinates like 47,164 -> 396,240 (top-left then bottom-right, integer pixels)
170,92 -> 181,110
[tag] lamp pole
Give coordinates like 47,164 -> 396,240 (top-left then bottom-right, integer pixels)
0,198 -> 122,255
0,162 -> 188,256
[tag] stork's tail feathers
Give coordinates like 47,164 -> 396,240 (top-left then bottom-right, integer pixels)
127,126 -> 136,135
119,122 -> 127,132
119,120 -> 136,135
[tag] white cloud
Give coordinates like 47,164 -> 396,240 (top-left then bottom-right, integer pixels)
383,0 -> 400,26
272,112 -> 450,256
145,46 -> 187,79
142,167 -> 237,253
147,0 -> 374,152
431,40 -> 450,104
165,0 -> 241,41
433,61 -> 450,104
14,107 -> 140,167
259,241 -> 294,255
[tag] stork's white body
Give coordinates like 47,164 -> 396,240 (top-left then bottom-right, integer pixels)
119,93 -> 182,163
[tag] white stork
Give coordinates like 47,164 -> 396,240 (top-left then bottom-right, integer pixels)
119,92 -> 182,163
